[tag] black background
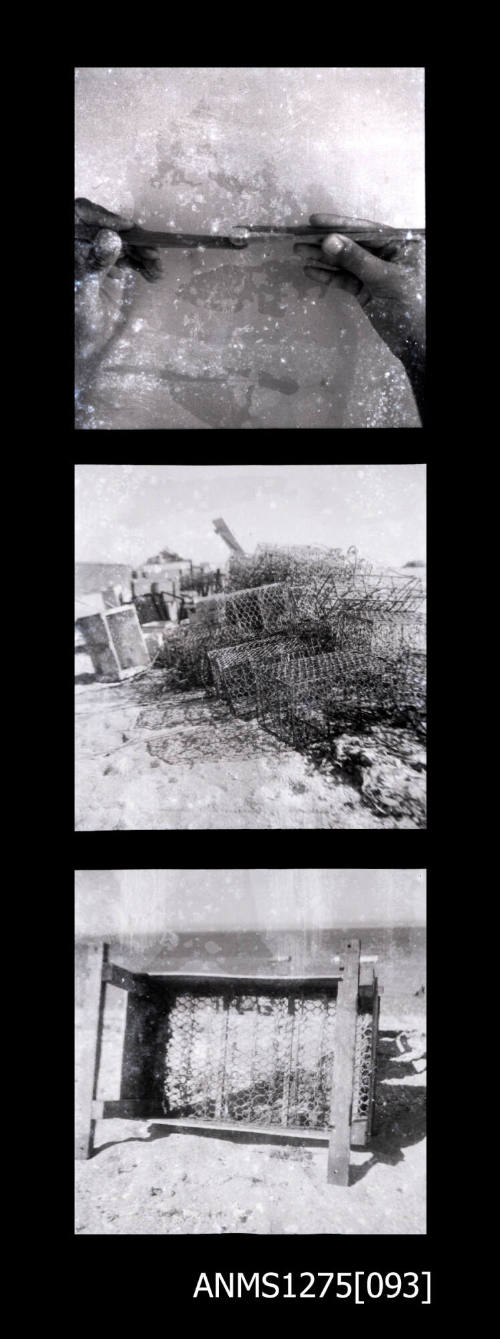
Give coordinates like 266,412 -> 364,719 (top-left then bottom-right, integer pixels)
34,44 -> 464,1323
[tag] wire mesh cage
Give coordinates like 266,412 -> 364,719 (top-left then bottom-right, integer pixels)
191,582 -> 299,643
153,547 -> 426,738
203,598 -> 425,743
77,941 -> 379,1185
206,616 -> 365,721
264,647 -> 427,746
227,544 -> 364,594
207,637 -> 293,717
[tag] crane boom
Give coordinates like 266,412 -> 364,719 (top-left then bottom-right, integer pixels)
213,518 -> 246,557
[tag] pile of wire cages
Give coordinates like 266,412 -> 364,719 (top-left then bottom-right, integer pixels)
155,545 -> 426,748
178,582 -> 303,691
226,543 -> 366,594
206,598 -> 425,745
253,588 -> 425,746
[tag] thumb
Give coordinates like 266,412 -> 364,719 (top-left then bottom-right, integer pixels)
88,228 -> 124,275
321,233 -> 395,291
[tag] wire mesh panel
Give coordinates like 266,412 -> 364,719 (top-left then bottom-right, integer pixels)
227,545 -> 364,594
228,546 -> 425,616
209,624 -> 346,722
205,604 -> 425,738
161,982 -> 376,1135
158,583 -> 303,690
264,647 -> 426,746
208,637 -> 291,718
352,1010 -> 375,1122
192,582 -> 298,643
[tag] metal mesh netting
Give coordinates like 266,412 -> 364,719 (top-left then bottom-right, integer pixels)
162,989 -> 374,1130
227,546 -> 424,622
155,546 -> 426,744
352,1012 -> 374,1119
208,637 -> 292,718
227,544 -> 366,595
206,625 -> 337,718
264,647 -> 426,744
191,581 -> 298,642
207,616 -> 425,738
156,583 -> 301,688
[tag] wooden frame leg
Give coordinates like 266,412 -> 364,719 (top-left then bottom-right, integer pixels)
327,938 -> 360,1186
75,942 -> 108,1159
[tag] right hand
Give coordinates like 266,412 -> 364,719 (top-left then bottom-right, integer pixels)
296,213 -> 425,366
75,198 -> 162,362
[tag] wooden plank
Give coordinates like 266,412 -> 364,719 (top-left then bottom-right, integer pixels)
106,605 -> 150,671
99,1101 -> 365,1149
100,1105 -> 330,1142
102,1099 -> 156,1119
146,972 -> 342,985
350,1116 -> 368,1146
119,991 -> 163,1104
327,938 -> 360,1186
102,961 -> 151,996
97,1103 -> 371,1153
368,980 -> 380,1137
75,613 -> 121,680
75,942 -> 108,1159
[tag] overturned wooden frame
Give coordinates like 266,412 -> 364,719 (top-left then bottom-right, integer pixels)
75,939 -> 379,1186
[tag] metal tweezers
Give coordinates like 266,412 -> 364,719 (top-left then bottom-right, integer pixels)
76,222 -> 425,251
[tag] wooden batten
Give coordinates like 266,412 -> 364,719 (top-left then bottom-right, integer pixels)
327,938 -> 361,1186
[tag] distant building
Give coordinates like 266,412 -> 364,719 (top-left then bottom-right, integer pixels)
139,546 -> 192,583
75,562 -> 133,597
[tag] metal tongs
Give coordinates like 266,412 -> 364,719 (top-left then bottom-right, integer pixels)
75,221 -> 425,253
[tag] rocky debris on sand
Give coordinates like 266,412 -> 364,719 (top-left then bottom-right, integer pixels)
329,727 -> 426,824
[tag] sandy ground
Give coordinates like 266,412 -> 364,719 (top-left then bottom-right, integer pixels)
75,669 -> 426,829
75,1058 -> 425,1236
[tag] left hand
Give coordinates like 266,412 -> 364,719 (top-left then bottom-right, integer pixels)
75,198 -> 162,362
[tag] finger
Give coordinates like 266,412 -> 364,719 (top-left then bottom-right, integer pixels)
87,229 -> 124,274
303,266 -> 363,296
381,237 -> 425,267
117,246 -> 163,283
310,212 -> 394,234
293,242 -> 325,260
330,273 -> 364,297
75,197 -> 134,231
299,234 -> 406,267
320,234 -> 395,290
304,265 -> 332,285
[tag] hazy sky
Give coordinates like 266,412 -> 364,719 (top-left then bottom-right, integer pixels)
75,869 -> 426,937
75,464 -> 426,570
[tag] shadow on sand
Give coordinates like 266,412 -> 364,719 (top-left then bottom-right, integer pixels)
91,1030 -> 426,1186
349,1030 -> 426,1185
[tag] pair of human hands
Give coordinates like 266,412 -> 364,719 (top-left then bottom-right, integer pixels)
75,197 -> 425,372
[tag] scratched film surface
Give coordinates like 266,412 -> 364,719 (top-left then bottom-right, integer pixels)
75,67 -> 425,429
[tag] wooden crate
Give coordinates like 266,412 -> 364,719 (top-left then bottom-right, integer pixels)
75,940 -> 379,1186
